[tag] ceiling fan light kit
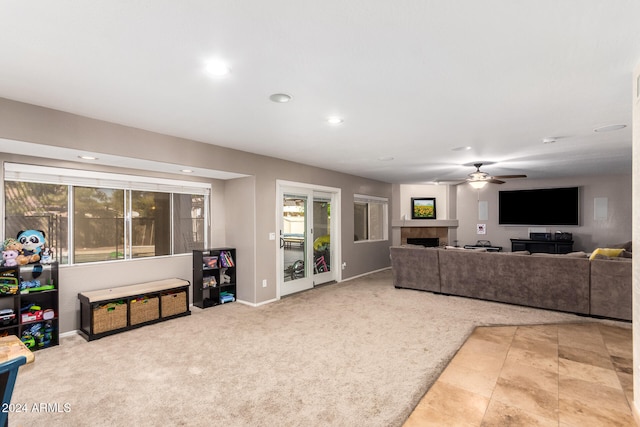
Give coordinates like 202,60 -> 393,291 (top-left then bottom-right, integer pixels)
469,180 -> 488,189
465,163 -> 526,188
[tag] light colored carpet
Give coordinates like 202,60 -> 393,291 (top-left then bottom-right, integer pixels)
10,269 -> 624,426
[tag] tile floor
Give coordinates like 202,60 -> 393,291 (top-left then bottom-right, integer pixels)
404,322 -> 636,426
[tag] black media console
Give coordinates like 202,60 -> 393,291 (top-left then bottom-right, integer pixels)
510,239 -> 574,254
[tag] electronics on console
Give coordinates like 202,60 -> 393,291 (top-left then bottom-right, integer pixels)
528,232 -> 572,241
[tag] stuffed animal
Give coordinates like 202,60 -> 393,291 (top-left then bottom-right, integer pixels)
17,230 -> 46,264
2,248 -> 20,267
220,272 -> 232,284
2,238 -> 23,267
40,247 -> 53,264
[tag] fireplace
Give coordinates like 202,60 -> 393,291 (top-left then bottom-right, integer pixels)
401,226 -> 449,246
406,238 -> 439,247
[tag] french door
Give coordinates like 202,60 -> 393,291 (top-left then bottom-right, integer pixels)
277,182 -> 339,297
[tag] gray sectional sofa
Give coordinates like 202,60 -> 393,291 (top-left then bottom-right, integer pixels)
390,246 -> 631,321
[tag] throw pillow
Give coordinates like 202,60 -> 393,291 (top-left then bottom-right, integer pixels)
589,248 -> 625,260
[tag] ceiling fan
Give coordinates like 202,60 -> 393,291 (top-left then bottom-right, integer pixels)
466,163 -> 526,188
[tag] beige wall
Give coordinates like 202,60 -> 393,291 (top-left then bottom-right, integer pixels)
455,175 -> 632,252
0,97 -> 392,331
392,175 -> 631,251
224,176 -> 256,303
632,62 -> 640,418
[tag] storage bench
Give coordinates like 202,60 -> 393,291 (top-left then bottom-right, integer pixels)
78,278 -> 190,341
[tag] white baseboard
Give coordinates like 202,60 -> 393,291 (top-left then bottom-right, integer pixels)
236,298 -> 279,307
340,266 -> 391,283
60,330 -> 80,339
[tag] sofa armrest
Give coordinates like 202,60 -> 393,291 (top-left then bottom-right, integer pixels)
390,246 -> 440,292
590,258 -> 632,320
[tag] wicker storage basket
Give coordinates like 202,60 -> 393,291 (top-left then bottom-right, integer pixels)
161,291 -> 187,317
130,296 -> 159,325
92,302 -> 127,334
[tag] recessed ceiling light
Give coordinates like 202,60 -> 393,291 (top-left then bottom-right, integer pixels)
542,137 -> 557,144
78,155 -> 98,160
269,93 -> 292,103
180,169 -> 194,173
327,117 -> 344,125
205,60 -> 231,77
378,156 -> 394,161
452,146 -> 472,152
594,124 -> 626,133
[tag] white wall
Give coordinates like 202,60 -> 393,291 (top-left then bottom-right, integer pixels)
398,184 -> 452,220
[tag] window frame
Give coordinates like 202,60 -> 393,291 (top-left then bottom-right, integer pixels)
353,194 -> 389,243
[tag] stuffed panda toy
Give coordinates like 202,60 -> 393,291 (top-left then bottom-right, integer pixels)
17,230 -> 46,264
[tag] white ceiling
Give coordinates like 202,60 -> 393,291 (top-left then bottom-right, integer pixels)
1,1 -> 639,184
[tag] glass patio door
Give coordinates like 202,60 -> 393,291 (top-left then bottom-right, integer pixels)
280,190 -> 314,295
312,193 -> 332,284
278,182 -> 340,298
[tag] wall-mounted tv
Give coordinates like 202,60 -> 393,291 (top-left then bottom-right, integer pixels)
498,187 -> 580,226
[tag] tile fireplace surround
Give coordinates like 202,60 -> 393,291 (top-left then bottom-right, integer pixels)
392,219 -> 459,247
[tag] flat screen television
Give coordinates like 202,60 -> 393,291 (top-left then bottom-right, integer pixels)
498,187 -> 580,226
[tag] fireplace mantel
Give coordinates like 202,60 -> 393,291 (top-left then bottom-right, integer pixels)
391,219 -> 458,228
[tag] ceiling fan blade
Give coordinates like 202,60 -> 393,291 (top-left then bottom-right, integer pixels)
492,174 -> 527,179
487,178 -> 505,184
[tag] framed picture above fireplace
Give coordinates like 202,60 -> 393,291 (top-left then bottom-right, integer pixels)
411,197 -> 436,219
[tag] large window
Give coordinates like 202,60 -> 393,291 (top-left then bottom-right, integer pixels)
4,164 -> 210,265
354,194 -> 388,242
130,191 -> 170,259
74,187 -> 125,263
4,181 -> 69,263
173,194 -> 206,254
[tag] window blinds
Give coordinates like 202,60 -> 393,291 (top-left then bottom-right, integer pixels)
4,162 -> 211,196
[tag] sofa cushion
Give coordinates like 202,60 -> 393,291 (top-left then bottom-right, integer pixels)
564,251 -> 588,258
591,254 -> 632,261
529,251 -> 587,258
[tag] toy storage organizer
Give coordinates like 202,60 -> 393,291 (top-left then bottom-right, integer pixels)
0,262 -> 59,351
77,278 -> 190,341
192,248 -> 237,309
